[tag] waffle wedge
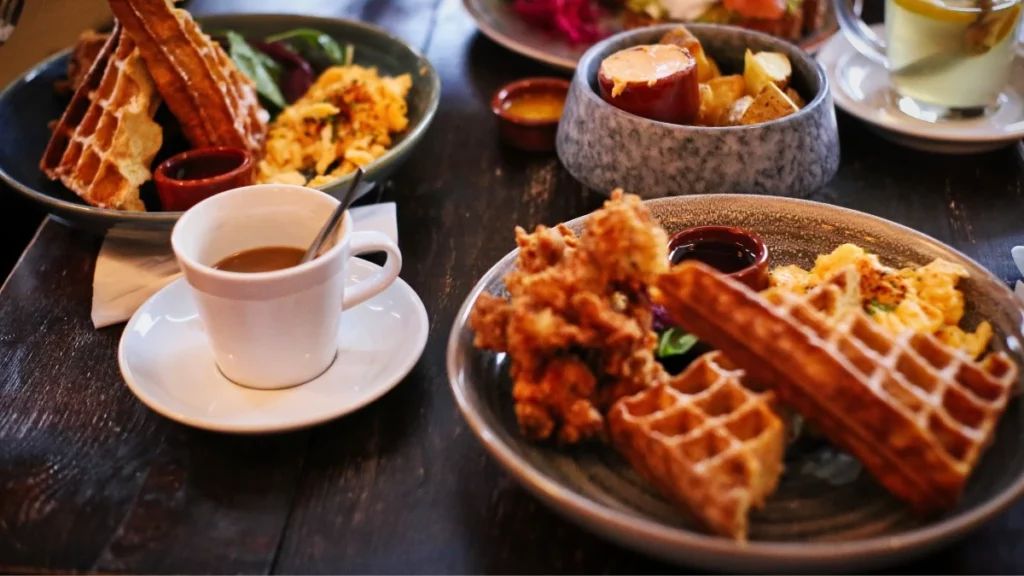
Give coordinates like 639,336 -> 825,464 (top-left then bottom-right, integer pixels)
108,0 -> 268,157
40,25 -> 162,211
608,351 -> 786,540
654,262 -> 1018,514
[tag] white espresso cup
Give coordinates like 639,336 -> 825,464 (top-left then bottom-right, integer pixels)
171,184 -> 402,390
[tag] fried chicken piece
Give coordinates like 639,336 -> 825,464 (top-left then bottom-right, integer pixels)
470,293 -> 511,351
469,189 -> 671,444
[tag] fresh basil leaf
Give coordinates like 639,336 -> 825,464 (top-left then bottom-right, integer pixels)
226,30 -> 287,109
266,28 -> 347,65
253,49 -> 282,83
657,328 -> 699,358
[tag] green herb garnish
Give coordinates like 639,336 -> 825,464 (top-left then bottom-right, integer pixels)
225,31 -> 287,109
657,328 -> 699,358
266,28 -> 351,66
866,299 -> 896,315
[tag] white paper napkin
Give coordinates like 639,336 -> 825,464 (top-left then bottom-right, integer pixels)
91,203 -> 398,329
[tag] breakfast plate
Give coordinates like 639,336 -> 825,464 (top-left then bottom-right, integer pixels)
817,25 -> 1024,154
463,0 -> 845,72
0,13 -> 441,239
119,259 -> 429,433
447,194 -> 1024,573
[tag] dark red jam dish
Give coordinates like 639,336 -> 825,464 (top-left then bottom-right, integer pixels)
154,146 -> 254,212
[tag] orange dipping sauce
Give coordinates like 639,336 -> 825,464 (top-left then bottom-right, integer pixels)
501,91 -> 566,122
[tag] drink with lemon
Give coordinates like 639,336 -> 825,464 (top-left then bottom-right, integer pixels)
886,0 -> 1021,117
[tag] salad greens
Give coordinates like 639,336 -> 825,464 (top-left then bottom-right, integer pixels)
266,28 -> 354,67
657,327 -> 699,358
226,31 -> 287,109
218,28 -> 356,113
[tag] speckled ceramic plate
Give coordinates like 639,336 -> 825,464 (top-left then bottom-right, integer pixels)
0,14 -> 440,240
462,0 -> 843,72
447,195 -> 1024,573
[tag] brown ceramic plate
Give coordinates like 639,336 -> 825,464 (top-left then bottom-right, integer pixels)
462,0 -> 848,72
446,194 -> 1024,573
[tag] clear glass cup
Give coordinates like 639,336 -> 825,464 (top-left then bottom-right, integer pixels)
836,0 -> 1023,122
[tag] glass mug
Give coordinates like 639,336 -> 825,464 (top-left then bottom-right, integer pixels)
835,0 -> 1023,121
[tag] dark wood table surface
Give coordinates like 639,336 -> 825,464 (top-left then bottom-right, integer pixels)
2,0 -> 1024,573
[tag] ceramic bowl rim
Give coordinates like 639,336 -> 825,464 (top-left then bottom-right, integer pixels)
573,23 -> 831,132
0,13 -> 441,224
446,193 -> 1024,564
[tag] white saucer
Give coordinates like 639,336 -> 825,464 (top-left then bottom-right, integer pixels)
118,259 -> 429,434
818,25 -> 1024,153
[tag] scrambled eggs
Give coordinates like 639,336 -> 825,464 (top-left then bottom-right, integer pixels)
769,244 -> 992,359
258,65 -> 412,187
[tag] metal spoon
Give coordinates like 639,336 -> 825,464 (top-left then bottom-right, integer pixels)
300,167 -> 371,264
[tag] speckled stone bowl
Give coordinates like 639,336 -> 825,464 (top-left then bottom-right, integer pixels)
556,24 -> 840,199
447,195 -> 1024,573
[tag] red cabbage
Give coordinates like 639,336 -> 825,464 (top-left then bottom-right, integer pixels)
512,0 -> 606,44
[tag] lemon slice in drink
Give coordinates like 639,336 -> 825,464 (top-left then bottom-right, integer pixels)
891,0 -> 979,23
964,2 -> 1021,53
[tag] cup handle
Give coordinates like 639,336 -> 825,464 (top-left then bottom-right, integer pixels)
342,231 -> 403,310
834,0 -> 889,68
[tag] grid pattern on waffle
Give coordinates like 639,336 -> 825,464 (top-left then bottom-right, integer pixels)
108,0 -> 268,158
173,7 -> 268,155
608,351 -> 785,540
762,267 -> 1018,504
41,28 -> 161,211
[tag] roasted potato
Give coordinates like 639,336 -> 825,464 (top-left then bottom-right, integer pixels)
743,50 -> 792,97
696,84 -> 716,126
785,86 -> 805,108
659,26 -> 718,82
695,75 -> 747,126
740,83 -> 800,125
705,56 -> 722,80
722,95 -> 755,126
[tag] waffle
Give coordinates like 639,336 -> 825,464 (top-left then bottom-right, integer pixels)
608,351 -> 786,540
40,25 -> 162,212
108,0 -> 269,157
654,262 -> 1019,514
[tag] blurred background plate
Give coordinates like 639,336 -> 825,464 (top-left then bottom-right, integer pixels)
0,13 -> 440,240
462,0 -> 846,72
447,194 -> 1024,573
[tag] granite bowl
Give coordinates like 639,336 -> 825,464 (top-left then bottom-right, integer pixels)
556,24 -> 840,199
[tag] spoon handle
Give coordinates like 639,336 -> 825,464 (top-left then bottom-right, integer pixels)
300,167 -> 367,264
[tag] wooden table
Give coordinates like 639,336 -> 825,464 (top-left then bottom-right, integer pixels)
2,0 -> 1024,573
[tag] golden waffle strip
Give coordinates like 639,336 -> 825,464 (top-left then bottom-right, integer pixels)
608,351 -> 785,540
40,25 -> 162,211
655,262 -> 1018,514
109,0 -> 268,157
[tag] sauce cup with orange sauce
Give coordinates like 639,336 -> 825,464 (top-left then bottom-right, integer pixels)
492,77 -> 570,152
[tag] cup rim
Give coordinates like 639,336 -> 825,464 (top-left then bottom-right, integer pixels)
170,183 -> 351,282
